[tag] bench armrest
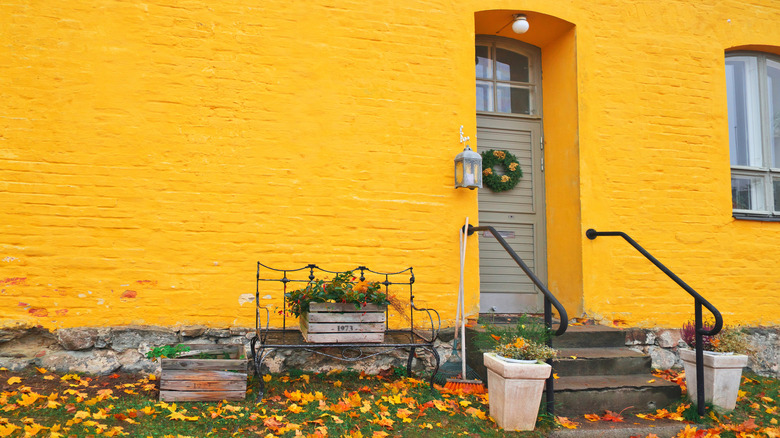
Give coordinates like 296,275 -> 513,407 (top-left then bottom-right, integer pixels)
256,305 -> 271,344
411,303 -> 441,343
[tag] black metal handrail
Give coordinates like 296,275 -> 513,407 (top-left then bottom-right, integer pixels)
466,224 -> 568,416
585,229 -> 723,416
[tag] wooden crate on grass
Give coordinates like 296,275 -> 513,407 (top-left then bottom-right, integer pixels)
159,344 -> 247,401
300,302 -> 386,343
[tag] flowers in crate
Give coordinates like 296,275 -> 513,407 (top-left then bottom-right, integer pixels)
494,336 -> 557,362
284,271 -> 389,318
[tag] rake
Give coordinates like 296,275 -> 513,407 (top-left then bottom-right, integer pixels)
438,217 -> 485,394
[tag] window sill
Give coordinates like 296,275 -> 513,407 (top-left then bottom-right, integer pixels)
732,213 -> 780,222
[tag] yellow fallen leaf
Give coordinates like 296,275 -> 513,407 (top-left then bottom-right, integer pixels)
74,410 -> 91,419
771,418 -> 778,425
301,374 -> 310,384
0,424 -> 20,437
557,416 -> 578,429
459,400 -> 471,407
6,377 -> 21,385
570,356 -> 577,360
23,423 -> 45,436
761,396 -> 775,403
263,375 -> 272,383
35,367 -> 47,374
372,432 -> 389,438
287,403 -> 303,414
647,379 -> 656,383
553,373 -> 559,379
16,393 -> 40,407
334,380 -> 342,388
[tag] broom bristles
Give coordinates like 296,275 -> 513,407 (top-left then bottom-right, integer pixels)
443,378 -> 486,394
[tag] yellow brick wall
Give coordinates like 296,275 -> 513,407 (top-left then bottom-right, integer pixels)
1,0 -> 779,330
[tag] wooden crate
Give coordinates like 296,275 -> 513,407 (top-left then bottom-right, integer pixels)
159,344 -> 247,402
300,303 -> 386,343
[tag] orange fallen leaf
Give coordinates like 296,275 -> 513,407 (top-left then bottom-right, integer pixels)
584,413 -> 600,422
557,416 -> 579,429
601,410 -> 625,422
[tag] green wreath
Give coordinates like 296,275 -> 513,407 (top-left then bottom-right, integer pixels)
481,149 -> 523,192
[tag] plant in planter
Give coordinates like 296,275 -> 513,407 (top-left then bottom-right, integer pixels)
679,321 -> 754,411
483,331 -> 557,431
285,271 -> 390,343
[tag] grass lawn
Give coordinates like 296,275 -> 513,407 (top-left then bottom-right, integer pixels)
0,366 -> 777,437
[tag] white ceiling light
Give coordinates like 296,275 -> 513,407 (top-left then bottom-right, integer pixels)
512,14 -> 529,34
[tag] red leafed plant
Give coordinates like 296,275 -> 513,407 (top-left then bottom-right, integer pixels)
680,319 -> 717,350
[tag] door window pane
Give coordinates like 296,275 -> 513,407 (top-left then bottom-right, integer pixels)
768,59 -> 780,168
476,81 -> 493,112
732,176 -> 766,211
476,45 -> 492,80
774,178 -> 780,212
726,57 -> 763,167
496,48 -> 529,82
496,84 -> 531,115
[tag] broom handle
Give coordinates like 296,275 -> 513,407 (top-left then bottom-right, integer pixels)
460,217 -> 468,379
454,217 -> 468,344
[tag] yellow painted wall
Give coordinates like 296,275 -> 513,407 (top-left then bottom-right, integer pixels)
2,0 -> 780,330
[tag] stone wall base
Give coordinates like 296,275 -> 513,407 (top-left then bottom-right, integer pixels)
624,326 -> 779,378
1,325 -> 777,378
0,326 -> 457,376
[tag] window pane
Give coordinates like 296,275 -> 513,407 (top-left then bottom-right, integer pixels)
768,59 -> 780,168
476,80 -> 493,112
495,48 -> 529,82
726,57 -> 763,167
774,178 -> 780,212
496,84 -> 531,115
476,45 -> 492,80
732,176 -> 766,211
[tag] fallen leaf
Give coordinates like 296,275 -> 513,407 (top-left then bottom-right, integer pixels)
557,416 -> 578,429
601,410 -> 625,422
584,414 -> 600,422
6,377 -> 21,385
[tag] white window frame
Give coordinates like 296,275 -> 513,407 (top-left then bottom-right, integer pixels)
475,36 -> 542,118
727,51 -> 780,219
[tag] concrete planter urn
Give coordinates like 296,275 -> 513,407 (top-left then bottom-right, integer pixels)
679,348 -> 748,411
483,352 -> 551,431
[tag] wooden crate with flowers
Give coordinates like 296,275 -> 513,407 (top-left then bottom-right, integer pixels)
285,271 -> 389,343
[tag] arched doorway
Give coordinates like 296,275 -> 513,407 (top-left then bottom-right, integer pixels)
476,35 -> 546,314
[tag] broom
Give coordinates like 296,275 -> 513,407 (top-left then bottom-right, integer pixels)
441,217 -> 485,394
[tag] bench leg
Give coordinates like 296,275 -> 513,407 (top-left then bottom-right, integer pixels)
406,347 -> 415,377
428,346 -> 440,391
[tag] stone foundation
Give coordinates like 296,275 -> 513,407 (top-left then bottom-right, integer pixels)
625,326 -> 779,378
2,325 -> 777,378
0,326 -> 457,376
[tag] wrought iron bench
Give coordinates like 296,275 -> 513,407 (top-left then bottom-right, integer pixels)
249,263 -> 442,397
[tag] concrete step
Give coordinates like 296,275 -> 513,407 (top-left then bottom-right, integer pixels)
549,374 -> 682,416
548,416 -> 688,438
552,325 -> 626,349
553,348 -> 651,376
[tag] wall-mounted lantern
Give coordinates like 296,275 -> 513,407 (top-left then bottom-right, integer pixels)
454,126 -> 482,190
